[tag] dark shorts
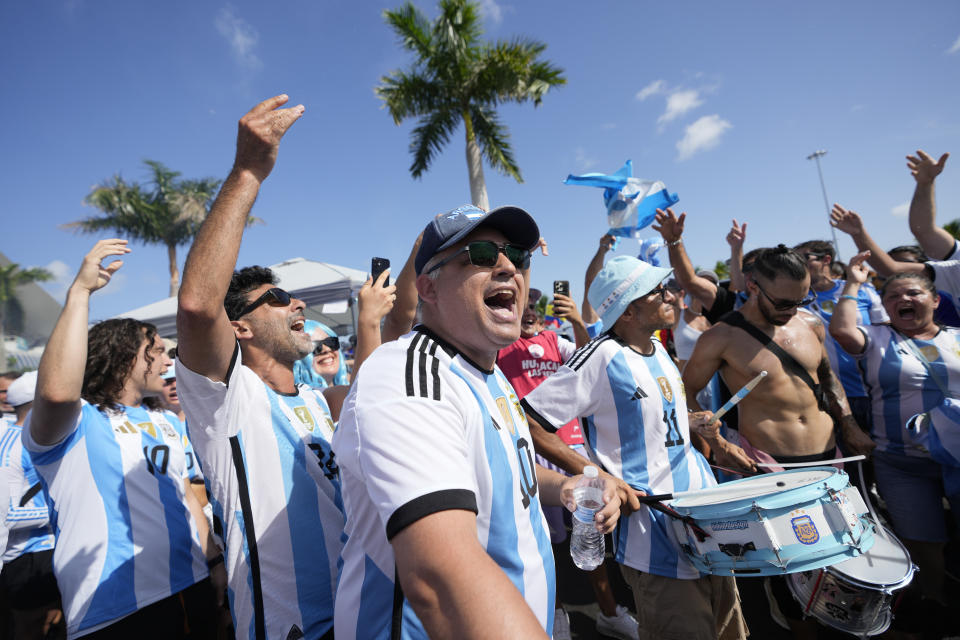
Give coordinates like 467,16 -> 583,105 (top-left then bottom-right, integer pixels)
0,549 -> 60,610
82,578 -> 217,639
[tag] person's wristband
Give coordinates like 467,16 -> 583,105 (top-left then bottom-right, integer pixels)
840,294 -> 858,302
667,238 -> 682,247
206,553 -> 225,569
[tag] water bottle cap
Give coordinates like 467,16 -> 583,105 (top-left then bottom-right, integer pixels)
583,465 -> 599,478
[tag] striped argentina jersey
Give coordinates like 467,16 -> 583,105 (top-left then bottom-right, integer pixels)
0,423 -> 54,563
175,345 -> 344,640
332,327 -> 556,639
23,402 -> 207,638
522,332 -> 716,579
805,280 -> 887,398
854,324 -> 960,457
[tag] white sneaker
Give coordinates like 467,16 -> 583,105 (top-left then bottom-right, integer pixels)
553,607 -> 571,640
596,605 -> 638,640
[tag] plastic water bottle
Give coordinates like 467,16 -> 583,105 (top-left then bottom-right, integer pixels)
570,465 -> 605,571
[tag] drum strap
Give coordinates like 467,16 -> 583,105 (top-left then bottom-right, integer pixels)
720,311 -> 829,413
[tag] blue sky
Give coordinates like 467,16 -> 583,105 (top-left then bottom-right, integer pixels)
2,0 -> 958,325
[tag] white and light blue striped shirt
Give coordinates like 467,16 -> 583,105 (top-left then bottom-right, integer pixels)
853,324 -> 960,457
23,402 -> 207,638
333,328 -> 556,639
176,346 -> 344,640
0,422 -> 54,563
522,332 -> 716,579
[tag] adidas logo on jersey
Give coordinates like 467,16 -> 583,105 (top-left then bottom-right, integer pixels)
630,387 -> 647,401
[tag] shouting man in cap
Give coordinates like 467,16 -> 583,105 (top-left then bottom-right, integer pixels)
333,204 -> 622,639
521,255 -> 748,640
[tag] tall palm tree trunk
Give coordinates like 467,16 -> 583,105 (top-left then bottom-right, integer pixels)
0,306 -> 7,373
463,111 -> 489,210
167,244 -> 180,298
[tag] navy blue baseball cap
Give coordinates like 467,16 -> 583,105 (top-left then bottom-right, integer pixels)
415,204 -> 540,274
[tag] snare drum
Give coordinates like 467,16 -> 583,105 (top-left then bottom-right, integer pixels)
787,525 -> 914,636
668,467 -> 874,576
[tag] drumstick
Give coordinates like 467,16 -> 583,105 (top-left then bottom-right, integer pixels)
711,370 -> 768,424
756,454 -> 866,469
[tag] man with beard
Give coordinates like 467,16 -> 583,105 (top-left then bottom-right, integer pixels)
175,95 -> 356,639
682,245 -> 873,638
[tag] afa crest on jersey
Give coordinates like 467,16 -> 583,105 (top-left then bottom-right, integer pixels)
293,407 -> 316,432
656,376 -> 673,403
496,397 -> 516,435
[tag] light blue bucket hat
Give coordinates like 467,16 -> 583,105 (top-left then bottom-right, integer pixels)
588,255 -> 673,329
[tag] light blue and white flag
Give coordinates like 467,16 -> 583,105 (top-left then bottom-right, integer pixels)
907,397 -> 960,495
564,159 -> 679,238
637,237 -> 665,266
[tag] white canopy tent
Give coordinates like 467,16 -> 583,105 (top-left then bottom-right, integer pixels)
115,257 -> 369,338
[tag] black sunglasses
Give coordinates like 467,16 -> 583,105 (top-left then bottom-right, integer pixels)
426,241 -> 531,274
754,281 -> 815,311
313,336 -> 340,354
236,287 -> 292,319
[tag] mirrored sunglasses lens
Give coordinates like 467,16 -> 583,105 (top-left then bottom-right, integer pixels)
505,245 -> 530,269
467,242 -> 500,267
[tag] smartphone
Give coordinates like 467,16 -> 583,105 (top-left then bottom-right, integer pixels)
553,280 -> 569,298
371,258 -> 390,287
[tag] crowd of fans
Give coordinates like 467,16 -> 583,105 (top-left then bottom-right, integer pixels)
0,96 -> 957,640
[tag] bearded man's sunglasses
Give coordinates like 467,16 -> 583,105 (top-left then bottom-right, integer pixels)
235,287 -> 292,319
426,241 -> 531,274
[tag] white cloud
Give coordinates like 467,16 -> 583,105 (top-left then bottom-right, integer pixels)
215,5 -> 262,71
479,0 -> 503,23
948,34 -> 960,54
891,201 -> 910,217
676,114 -> 731,161
600,122 -> 617,131
658,89 -> 704,127
574,147 -> 597,171
635,80 -> 665,101
40,259 -> 73,302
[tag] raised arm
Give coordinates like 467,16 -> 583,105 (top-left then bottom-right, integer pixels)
177,95 -> 304,382
726,219 -> 748,292
581,234 -> 614,325
830,204 -> 925,278
381,233 -> 423,343
550,293 -> 589,347
907,150 -> 953,260
353,270 -> 397,374
31,240 -> 129,446
652,208 -> 718,309
828,251 -> 870,356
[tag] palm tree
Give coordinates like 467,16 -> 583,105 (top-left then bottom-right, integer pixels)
944,219 -> 960,240
377,0 -> 566,210
0,263 -> 52,371
64,160 -> 256,297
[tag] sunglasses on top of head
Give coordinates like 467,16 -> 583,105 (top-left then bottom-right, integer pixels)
235,287 -> 292,319
753,281 -> 815,311
426,241 -> 531,274
313,336 -> 340,355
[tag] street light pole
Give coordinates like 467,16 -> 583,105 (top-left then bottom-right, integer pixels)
807,149 -> 841,261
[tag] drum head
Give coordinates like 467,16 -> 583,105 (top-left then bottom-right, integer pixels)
672,469 -> 835,507
830,526 -> 913,587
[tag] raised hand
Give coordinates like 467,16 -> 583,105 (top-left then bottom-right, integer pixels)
72,239 -> 129,295
830,204 -> 865,237
906,150 -> 949,185
551,293 -> 581,324
599,233 -> 616,252
652,208 -> 685,243
846,250 -> 872,285
726,219 -> 747,249
235,94 -> 305,182
358,269 -> 398,326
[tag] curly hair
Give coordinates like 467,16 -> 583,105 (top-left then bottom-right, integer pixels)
224,266 -> 278,321
83,318 -> 161,412
752,244 -> 809,282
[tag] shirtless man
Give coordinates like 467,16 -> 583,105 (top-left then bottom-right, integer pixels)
682,245 -> 875,470
683,245 -> 874,638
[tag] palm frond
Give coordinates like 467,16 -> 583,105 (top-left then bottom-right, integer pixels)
474,38 -> 566,106
409,108 -> 460,178
384,3 -> 434,60
435,0 -> 482,59
376,71 -> 445,123
470,105 -> 521,182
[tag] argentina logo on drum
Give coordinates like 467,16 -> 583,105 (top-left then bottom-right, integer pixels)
791,515 -> 820,545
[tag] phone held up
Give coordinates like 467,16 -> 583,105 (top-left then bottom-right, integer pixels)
553,280 -> 569,298
371,257 -> 390,287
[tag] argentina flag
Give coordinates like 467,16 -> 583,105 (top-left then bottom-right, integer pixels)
564,159 -> 679,238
